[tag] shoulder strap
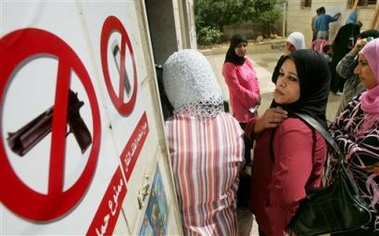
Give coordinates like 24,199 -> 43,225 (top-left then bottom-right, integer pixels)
293,113 -> 343,161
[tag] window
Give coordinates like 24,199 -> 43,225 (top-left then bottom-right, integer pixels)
347,0 -> 377,8
301,0 -> 312,8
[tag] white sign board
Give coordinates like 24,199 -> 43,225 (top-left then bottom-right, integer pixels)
0,1 -> 181,235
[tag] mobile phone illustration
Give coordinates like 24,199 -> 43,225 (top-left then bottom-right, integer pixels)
111,39 -> 132,96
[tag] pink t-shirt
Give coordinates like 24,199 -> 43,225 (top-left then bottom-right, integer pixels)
222,59 -> 261,123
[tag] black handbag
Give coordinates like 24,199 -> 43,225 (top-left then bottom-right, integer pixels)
288,113 -> 372,236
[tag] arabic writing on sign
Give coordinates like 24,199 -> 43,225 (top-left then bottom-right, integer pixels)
95,177 -> 124,236
123,121 -> 148,173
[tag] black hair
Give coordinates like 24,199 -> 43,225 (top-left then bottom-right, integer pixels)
322,44 -> 332,54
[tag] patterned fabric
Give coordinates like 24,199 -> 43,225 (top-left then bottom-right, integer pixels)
329,94 -> 379,233
335,53 -> 365,115
163,49 -> 223,111
165,113 -> 244,236
174,96 -> 224,118
359,38 -> 379,114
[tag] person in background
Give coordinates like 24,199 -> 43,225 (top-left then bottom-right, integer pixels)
222,35 -> 260,232
222,34 -> 261,170
335,29 -> 379,115
245,49 -> 330,236
328,37 -> 379,236
271,31 -> 307,83
315,6 -> 341,40
163,49 -> 244,236
356,20 -> 363,30
330,11 -> 361,95
311,7 -> 322,42
322,43 -> 333,63
311,37 -> 331,53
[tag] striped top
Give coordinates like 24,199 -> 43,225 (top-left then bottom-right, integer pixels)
165,112 -> 244,236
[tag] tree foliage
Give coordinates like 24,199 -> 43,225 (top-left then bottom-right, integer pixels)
194,0 -> 281,45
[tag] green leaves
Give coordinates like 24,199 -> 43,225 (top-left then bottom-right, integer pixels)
194,0 -> 281,45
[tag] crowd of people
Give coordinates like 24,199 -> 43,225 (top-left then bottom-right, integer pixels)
158,6 -> 379,236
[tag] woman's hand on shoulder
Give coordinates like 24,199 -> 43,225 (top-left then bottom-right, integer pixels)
254,107 -> 288,133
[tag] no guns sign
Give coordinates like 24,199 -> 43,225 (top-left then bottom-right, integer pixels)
0,28 -> 101,221
0,2 -> 161,234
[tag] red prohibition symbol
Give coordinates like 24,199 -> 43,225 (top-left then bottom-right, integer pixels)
101,15 -> 138,116
0,28 -> 101,221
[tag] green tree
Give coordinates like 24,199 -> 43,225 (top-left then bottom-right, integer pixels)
194,0 -> 281,45
251,0 -> 281,36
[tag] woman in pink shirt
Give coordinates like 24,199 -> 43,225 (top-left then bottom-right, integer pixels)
222,34 -> 261,169
245,49 -> 330,236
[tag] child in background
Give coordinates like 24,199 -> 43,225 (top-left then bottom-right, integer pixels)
311,37 -> 330,53
322,44 -> 333,63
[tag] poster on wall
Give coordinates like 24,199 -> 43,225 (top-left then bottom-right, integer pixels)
0,1 -> 153,235
139,166 -> 169,236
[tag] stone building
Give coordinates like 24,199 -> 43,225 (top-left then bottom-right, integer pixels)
285,0 -> 378,46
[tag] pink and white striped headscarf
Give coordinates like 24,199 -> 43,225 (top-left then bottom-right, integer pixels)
359,38 -> 379,114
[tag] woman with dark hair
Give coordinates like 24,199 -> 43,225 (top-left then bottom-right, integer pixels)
222,34 -> 261,210
330,11 -> 361,94
245,49 -> 331,235
222,34 -> 261,167
271,31 -> 306,83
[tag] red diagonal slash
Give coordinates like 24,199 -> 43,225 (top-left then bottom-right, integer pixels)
0,28 -> 101,221
101,15 -> 138,116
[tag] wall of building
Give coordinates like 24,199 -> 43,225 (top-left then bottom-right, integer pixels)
145,0 -> 197,66
286,0 -> 379,47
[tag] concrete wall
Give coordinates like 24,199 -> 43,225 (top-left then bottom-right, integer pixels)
286,0 -> 379,47
145,0 -> 197,66
145,0 -> 178,65
223,21 -> 284,41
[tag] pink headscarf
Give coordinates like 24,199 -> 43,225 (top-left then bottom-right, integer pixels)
356,38 -> 379,136
359,38 -> 379,114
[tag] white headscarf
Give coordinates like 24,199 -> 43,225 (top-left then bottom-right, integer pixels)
287,32 -> 307,50
163,49 -> 223,117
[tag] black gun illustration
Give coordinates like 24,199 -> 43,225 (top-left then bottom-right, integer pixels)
111,39 -> 131,96
7,89 -> 92,156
